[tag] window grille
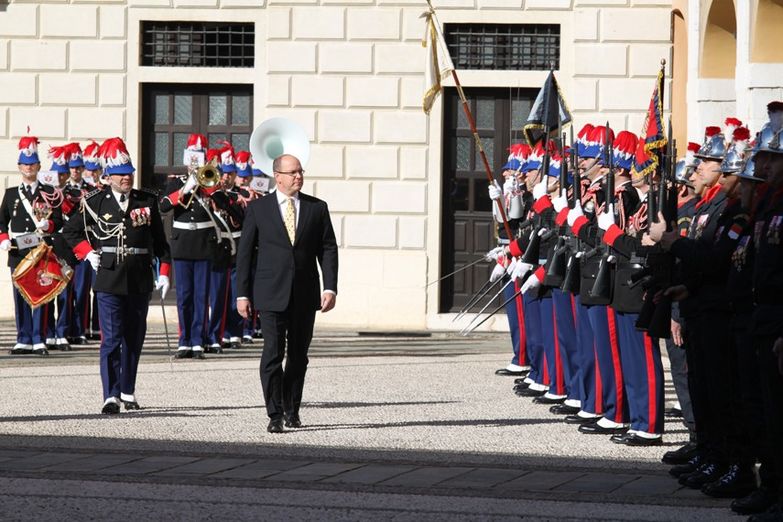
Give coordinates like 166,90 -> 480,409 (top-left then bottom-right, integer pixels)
444,24 -> 560,71
141,22 -> 255,68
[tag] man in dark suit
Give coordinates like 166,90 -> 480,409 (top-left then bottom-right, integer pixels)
235,154 -> 338,434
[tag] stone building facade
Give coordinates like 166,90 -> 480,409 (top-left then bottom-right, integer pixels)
0,0 -> 698,330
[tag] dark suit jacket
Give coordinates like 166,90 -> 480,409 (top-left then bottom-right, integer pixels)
236,192 -> 338,313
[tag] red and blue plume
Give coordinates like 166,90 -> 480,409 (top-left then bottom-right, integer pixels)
234,150 -> 253,178
217,140 -> 236,173
99,137 -> 135,175
83,140 -> 101,170
508,143 -> 531,161
186,133 -> 208,151
64,142 -> 84,168
18,136 -> 40,165
612,130 -> 638,171
48,144 -> 71,174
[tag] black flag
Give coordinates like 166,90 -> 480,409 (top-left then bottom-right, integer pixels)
523,71 -> 572,146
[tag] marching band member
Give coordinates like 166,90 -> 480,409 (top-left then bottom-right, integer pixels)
82,140 -> 104,341
0,136 -> 64,356
206,149 -> 246,352
63,137 -> 171,414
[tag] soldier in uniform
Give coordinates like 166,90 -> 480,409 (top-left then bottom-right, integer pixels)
159,136 -> 218,360
206,150 -> 247,352
82,140 -> 104,341
487,144 -> 531,377
63,137 -> 171,414
0,136 -> 64,356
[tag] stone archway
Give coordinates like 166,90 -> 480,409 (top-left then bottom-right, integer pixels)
700,0 -> 737,78
752,0 -> 783,62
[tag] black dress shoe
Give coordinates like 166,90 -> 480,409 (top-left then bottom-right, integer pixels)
174,350 -> 192,359
284,415 -> 302,428
495,368 -> 526,376
123,401 -> 141,411
193,351 -> 206,360
701,464 -> 757,498
662,441 -> 699,465
514,377 -> 528,385
669,454 -> 704,478
550,404 -> 580,415
513,381 -> 531,392
564,414 -> 600,425
267,419 -> 284,433
101,401 -> 120,414
253,330 -> 263,339
230,342 -> 241,349
732,488 -> 779,515
532,395 -> 565,405
680,462 -> 725,488
33,348 -> 49,357
516,387 -> 546,398
578,421 -> 628,435
9,347 -> 32,355
242,336 -> 254,344
59,343 -> 72,352
610,433 -> 662,446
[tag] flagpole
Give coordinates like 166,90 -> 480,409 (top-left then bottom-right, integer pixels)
425,0 -> 514,240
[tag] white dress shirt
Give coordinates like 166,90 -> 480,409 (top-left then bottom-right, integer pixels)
112,189 -> 129,213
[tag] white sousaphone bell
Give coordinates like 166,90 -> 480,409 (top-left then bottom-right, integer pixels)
249,117 -> 311,179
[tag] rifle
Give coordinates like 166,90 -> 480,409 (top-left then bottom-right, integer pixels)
561,126 -> 582,293
589,123 -> 615,301
635,120 -> 676,338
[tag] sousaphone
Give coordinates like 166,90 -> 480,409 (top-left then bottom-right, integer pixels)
249,118 -> 310,177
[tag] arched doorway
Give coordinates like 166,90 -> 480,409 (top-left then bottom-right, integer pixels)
700,0 -> 737,78
752,0 -> 783,62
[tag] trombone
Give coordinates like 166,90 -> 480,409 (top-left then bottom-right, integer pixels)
181,157 -> 220,209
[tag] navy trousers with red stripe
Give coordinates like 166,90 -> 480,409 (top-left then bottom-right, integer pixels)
587,305 -> 628,424
545,288 -> 578,399
615,311 -> 664,434
523,292 -> 548,386
208,265 -> 243,345
574,297 -> 601,415
502,277 -> 528,367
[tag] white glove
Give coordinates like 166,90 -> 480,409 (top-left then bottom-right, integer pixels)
35,219 -> 50,231
489,262 -> 505,283
155,275 -> 170,299
512,261 -> 534,280
0,239 -> 11,251
520,272 -> 542,294
182,175 -> 198,195
551,194 -> 568,213
532,179 -> 548,201
597,205 -> 615,231
484,246 -> 505,262
86,251 -> 100,272
537,227 -> 549,237
567,202 -> 584,227
488,182 -> 502,201
505,257 -> 518,276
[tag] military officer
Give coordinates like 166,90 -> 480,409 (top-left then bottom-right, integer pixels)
63,137 -> 171,414
0,136 -> 64,356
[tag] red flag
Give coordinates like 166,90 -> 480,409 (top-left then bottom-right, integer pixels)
631,67 -> 667,179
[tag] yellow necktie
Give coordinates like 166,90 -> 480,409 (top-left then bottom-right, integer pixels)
285,197 -> 296,244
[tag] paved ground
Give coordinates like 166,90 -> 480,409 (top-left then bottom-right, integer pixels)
0,321 -> 739,520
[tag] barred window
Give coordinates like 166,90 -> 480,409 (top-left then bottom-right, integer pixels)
141,22 -> 254,68
444,24 -> 560,71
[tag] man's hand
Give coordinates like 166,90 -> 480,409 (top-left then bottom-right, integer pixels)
532,179 -> 548,201
86,251 -> 100,272
35,219 -> 50,231
321,292 -> 336,313
512,261 -> 534,281
648,212 -> 667,242
489,262 -> 505,283
641,233 -> 655,246
597,206 -> 615,231
484,246 -> 505,262
567,202 -> 584,227
237,298 -> 251,319
773,337 -> 783,376
671,319 -> 684,347
488,182 -> 502,201
155,275 -> 170,300
0,239 -> 11,251
520,271 -> 541,294
663,284 -> 689,302
551,194 -> 568,213
181,174 -> 198,195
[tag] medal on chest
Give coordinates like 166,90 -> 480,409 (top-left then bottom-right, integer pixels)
693,214 -> 709,239
130,207 -> 150,227
768,215 -> 782,245
731,236 -> 750,271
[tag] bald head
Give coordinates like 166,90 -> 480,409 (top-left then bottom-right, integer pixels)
273,154 -> 304,197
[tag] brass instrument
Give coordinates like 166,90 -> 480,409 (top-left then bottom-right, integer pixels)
181,161 -> 221,209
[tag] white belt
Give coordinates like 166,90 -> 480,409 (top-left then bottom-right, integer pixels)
219,230 -> 242,239
101,246 -> 149,255
173,221 -> 213,231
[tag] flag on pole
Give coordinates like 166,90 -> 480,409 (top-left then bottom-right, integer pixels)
523,71 -> 572,146
422,6 -> 455,115
631,66 -> 667,178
